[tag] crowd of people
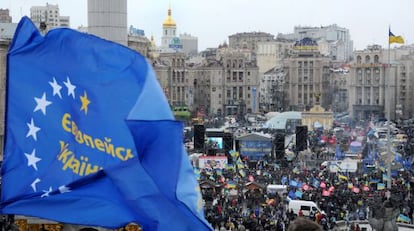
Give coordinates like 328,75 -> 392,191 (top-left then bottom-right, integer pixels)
194,122 -> 414,230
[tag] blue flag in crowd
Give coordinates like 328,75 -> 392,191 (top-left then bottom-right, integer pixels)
288,190 -> 297,200
1,17 -> 212,231
294,191 -> 303,199
289,179 -> 298,187
281,175 -> 288,185
335,144 -> 343,160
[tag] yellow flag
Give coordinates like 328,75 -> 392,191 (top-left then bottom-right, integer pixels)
389,30 -> 404,44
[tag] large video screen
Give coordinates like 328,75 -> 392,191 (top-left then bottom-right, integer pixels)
206,137 -> 223,149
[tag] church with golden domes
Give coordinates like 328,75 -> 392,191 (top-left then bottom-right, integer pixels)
159,6 -> 182,52
153,6 -> 198,56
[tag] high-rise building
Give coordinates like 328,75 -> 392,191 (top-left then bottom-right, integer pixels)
278,24 -> 353,62
30,3 -> 70,29
88,0 -> 127,45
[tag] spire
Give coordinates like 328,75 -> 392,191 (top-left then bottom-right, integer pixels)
162,5 -> 176,27
150,34 -> 156,47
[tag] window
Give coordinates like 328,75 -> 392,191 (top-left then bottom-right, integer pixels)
301,206 -> 311,211
374,55 -> 379,63
212,87 -> 216,92
357,56 -> 362,64
365,55 -> 370,63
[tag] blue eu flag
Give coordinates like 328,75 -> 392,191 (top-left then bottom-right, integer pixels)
1,16 -> 212,231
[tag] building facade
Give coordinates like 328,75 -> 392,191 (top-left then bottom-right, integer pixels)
256,39 -> 293,75
348,45 -> 414,121
180,33 -> 198,56
0,9 -> 12,23
260,67 -> 287,112
220,49 -> 260,117
331,71 -> 349,114
87,0 -> 127,45
127,34 -> 151,58
228,32 -> 274,54
282,38 -> 331,111
153,52 -> 189,107
397,52 -> 414,119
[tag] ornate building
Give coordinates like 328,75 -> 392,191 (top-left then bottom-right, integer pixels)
282,38 -> 331,111
348,45 -> 414,121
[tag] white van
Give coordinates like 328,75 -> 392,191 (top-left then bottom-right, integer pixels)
287,199 -> 321,217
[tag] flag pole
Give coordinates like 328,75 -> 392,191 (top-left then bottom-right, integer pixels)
386,26 -> 392,190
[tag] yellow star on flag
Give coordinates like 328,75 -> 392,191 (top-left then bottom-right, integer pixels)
80,91 -> 90,114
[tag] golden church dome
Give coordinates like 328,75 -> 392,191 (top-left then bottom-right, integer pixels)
162,7 -> 176,27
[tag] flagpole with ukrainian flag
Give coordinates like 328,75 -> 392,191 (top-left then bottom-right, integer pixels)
387,27 -> 404,190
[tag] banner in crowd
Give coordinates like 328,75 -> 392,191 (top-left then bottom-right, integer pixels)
198,156 -> 228,169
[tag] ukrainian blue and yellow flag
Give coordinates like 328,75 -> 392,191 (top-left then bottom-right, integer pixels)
338,174 -> 348,181
377,183 -> 386,190
389,29 -> 405,44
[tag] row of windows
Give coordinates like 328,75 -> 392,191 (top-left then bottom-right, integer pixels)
171,58 -> 184,67
356,55 -> 380,64
164,29 -> 176,36
356,87 -> 380,105
225,59 -> 244,68
356,68 -> 381,74
356,98 -> 380,105
297,61 -> 314,68
356,74 -> 381,84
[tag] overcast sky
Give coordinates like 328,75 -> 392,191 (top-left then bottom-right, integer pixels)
1,0 -> 413,51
